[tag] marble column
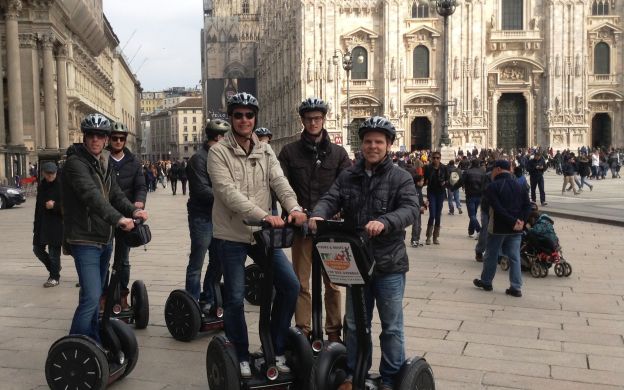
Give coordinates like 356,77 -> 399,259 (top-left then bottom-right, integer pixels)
41,33 -> 58,149
6,0 -> 24,146
56,45 -> 69,150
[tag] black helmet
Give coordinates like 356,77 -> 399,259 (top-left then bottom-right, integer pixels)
298,98 -> 328,116
80,113 -> 111,135
204,119 -> 231,139
254,127 -> 272,139
227,92 -> 259,115
358,116 -> 396,143
110,122 -> 128,134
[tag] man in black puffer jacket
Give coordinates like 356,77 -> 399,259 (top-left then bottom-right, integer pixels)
63,113 -> 148,342
311,117 -> 419,390
462,159 -> 486,237
278,97 -> 351,341
107,122 -> 147,309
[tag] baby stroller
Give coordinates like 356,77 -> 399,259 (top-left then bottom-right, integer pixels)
500,213 -> 572,278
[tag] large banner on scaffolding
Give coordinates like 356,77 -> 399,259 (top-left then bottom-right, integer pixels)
205,78 -> 256,120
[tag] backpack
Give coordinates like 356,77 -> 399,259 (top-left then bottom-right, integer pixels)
449,170 -> 460,186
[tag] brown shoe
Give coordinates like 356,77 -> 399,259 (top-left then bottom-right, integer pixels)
327,332 -> 342,343
337,380 -> 352,390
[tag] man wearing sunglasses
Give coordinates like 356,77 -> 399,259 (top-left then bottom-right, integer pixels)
62,113 -> 148,342
423,151 -> 449,245
207,92 -> 306,377
278,97 -> 351,343
106,122 -> 147,310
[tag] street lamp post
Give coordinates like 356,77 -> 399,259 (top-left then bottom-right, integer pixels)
333,50 -> 353,147
431,0 -> 458,147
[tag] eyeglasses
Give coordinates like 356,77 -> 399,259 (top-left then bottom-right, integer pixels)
85,132 -> 107,139
303,116 -> 324,123
111,136 -> 126,142
232,112 -> 256,120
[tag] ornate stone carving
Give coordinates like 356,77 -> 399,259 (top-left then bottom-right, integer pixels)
39,33 -> 55,49
473,95 -> 481,115
553,134 -> 564,144
575,54 -> 581,77
500,66 -> 525,81
575,95 -> 583,114
474,57 -> 480,79
453,57 -> 459,79
6,0 -> 22,19
391,57 -> 396,80
555,96 -> 561,114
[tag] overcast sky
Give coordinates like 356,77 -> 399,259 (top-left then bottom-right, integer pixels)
103,0 -> 204,91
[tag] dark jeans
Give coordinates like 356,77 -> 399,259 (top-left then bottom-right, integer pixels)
33,244 -> 61,280
70,243 -> 113,343
180,179 -> 188,195
410,212 -> 422,242
475,210 -> 489,256
113,229 -> 131,290
170,179 -> 178,194
446,188 -> 461,212
214,238 -> 299,362
529,175 -> 546,204
344,273 -> 406,388
426,190 -> 444,227
186,214 -> 219,303
466,196 -> 481,235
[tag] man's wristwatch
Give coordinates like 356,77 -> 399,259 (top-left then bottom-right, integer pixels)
290,206 -> 304,213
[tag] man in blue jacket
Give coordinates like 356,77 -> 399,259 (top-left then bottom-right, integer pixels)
473,160 -> 531,297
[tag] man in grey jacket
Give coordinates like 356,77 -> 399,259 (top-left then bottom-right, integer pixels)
207,92 -> 306,377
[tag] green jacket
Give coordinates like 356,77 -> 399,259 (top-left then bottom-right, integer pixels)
62,144 -> 137,246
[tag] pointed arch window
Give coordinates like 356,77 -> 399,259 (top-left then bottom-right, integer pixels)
501,0 -> 523,30
242,0 -> 250,14
592,0 -> 609,15
413,45 -> 430,78
411,1 -> 429,18
351,46 -> 368,80
594,42 -> 610,74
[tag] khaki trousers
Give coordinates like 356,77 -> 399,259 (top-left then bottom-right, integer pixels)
292,233 -> 342,335
562,175 -> 578,194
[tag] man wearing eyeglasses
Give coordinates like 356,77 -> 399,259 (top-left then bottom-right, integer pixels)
278,98 -> 351,343
207,92 -> 307,377
106,122 -> 147,310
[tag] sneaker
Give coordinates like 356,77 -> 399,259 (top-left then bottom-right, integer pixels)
275,355 -> 291,373
240,361 -> 252,378
475,253 -> 483,262
589,186 -> 593,192
541,202 -> 548,206
458,208 -> 463,214
410,240 -> 420,248
468,233 -> 474,238
473,279 -> 493,291
505,287 -> 522,297
43,278 -> 59,288
448,211 -> 454,215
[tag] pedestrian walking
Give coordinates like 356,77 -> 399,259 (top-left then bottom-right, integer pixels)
423,151 -> 448,245
179,160 -> 188,195
527,151 -> 548,206
462,159 -> 486,238
33,162 -> 63,287
446,160 -> 463,215
169,161 -> 179,195
410,174 -> 427,247
473,160 -> 531,297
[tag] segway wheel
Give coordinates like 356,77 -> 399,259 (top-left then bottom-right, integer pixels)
285,327 -> 315,388
395,356 -> 436,390
554,263 -> 564,277
499,256 -> 510,271
311,342 -> 348,390
164,290 -> 201,341
244,263 -> 263,306
131,280 -> 150,329
206,335 -> 240,390
530,263 -> 541,278
563,262 -> 572,277
110,319 -> 139,379
540,264 -> 549,278
45,336 -> 109,390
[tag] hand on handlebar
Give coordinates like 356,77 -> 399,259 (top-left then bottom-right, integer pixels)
118,217 -> 135,232
287,210 -> 307,226
307,217 -> 324,234
132,209 -> 148,222
262,215 -> 285,228
365,220 -> 385,238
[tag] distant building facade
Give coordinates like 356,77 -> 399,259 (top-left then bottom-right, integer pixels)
205,0 -> 623,153
0,0 -> 141,183
148,97 -> 203,161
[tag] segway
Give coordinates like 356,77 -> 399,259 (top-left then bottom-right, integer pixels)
206,220 -> 313,390
164,280 -> 226,341
311,220 -> 435,390
99,276 -> 149,329
45,221 -> 145,389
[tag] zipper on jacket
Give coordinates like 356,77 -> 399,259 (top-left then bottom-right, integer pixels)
86,206 -> 92,232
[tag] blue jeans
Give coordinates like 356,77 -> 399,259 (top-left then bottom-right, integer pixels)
113,229 -> 131,290
426,191 -> 444,227
33,244 -> 61,280
466,196 -> 481,235
186,214 -> 220,302
214,238 -> 299,361
480,233 -> 522,290
529,175 -> 545,204
446,188 -> 461,213
579,176 -> 593,190
475,210 -> 489,256
70,243 -> 113,343
344,273 -> 406,388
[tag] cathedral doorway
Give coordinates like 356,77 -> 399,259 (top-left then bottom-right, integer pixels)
591,113 -> 611,148
496,93 -> 527,151
410,117 -> 431,151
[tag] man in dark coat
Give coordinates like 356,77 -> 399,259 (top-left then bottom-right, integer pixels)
33,162 -> 63,287
473,160 -> 531,297
107,122 -> 147,309
310,116 -> 419,390
527,151 -> 548,206
279,97 -> 351,342
169,161 -> 179,195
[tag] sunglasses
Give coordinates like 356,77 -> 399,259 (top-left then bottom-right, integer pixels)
232,112 -> 256,120
111,136 -> 126,142
85,132 -> 107,139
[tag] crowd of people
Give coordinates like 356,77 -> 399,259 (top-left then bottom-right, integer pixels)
30,89 -> 623,390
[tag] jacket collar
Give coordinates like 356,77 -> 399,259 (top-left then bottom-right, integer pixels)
74,144 -> 110,173
494,171 -> 514,181
352,155 -> 393,176
222,130 -> 265,158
